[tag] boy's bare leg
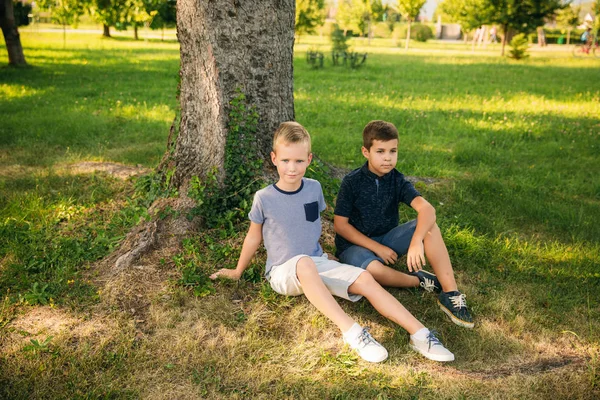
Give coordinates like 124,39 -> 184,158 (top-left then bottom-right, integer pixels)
424,224 -> 458,292
295,257 -> 355,332
349,271 -> 424,335
366,260 -> 419,288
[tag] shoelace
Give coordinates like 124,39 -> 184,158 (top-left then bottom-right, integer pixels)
420,277 -> 436,292
426,330 -> 443,351
449,293 -> 467,309
357,328 -> 377,348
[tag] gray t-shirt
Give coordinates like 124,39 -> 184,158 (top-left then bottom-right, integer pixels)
249,178 -> 326,275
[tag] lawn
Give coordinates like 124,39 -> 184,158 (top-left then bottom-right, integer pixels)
0,32 -> 599,399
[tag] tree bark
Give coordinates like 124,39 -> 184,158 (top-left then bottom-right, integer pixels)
174,0 -> 295,188
0,0 -> 27,66
134,24 -> 138,40
103,23 -> 111,37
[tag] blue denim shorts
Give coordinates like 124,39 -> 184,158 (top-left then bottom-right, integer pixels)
338,219 -> 417,270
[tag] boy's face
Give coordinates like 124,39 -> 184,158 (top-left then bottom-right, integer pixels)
271,141 -> 312,190
362,139 -> 398,177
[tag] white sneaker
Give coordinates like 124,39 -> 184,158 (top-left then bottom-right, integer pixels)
343,324 -> 388,363
409,330 -> 455,362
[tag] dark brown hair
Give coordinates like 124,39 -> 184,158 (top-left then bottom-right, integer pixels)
362,120 -> 398,149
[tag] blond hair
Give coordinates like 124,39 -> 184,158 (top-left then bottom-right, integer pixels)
272,121 -> 312,153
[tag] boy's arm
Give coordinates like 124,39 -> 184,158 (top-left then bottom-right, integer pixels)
406,196 -> 436,272
334,216 -> 399,265
210,222 -> 263,280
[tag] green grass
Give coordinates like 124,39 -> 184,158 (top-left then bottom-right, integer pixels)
1,32 -> 599,399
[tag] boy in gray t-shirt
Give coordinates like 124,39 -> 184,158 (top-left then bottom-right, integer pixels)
211,122 -> 454,363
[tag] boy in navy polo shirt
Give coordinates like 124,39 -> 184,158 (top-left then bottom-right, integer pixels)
334,120 -> 473,328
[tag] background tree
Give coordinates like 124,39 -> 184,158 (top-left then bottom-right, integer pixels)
173,0 -> 295,187
438,0 -> 492,50
125,0 -> 152,40
90,0 -> 129,37
147,0 -> 175,40
38,0 -> 88,47
295,0 -> 325,39
0,0 -> 27,66
593,0 -> 600,31
12,0 -> 31,26
486,0 -> 564,56
336,0 -> 369,36
396,0 -> 426,49
555,4 -> 580,45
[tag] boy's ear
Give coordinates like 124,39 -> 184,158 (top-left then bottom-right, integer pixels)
361,146 -> 370,159
308,153 -> 313,164
270,151 -> 277,165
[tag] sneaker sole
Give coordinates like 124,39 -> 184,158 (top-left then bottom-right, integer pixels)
437,300 -> 475,329
409,343 -> 455,362
361,352 -> 388,363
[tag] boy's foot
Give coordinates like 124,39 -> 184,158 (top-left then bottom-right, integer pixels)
343,324 -> 388,363
409,330 -> 455,362
410,270 -> 442,293
437,291 -> 474,329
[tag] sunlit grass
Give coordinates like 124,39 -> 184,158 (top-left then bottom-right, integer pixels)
1,32 -> 599,398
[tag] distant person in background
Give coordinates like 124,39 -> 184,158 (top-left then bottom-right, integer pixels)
581,27 -> 592,46
489,26 -> 497,43
537,27 -> 547,47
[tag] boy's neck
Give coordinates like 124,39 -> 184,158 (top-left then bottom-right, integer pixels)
275,178 -> 303,192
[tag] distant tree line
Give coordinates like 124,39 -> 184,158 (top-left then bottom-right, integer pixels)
35,0 -> 176,39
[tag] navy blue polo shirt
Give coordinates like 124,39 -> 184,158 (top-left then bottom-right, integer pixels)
334,162 -> 421,256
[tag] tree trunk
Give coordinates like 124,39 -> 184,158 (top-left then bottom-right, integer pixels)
0,0 -> 27,66
174,0 -> 295,187
134,24 -> 138,40
103,24 -> 111,37
405,20 -> 411,50
567,28 -> 571,45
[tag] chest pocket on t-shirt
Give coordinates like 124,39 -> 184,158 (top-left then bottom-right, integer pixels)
304,201 -> 319,222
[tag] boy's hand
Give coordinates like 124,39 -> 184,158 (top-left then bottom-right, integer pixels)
375,245 -> 398,265
406,241 -> 425,272
210,268 -> 242,281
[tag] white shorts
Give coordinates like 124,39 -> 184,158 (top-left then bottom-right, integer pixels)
267,254 -> 365,302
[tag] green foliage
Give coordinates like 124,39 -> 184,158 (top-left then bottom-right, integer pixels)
38,0 -> 86,27
399,23 -> 434,42
438,0 -> 491,32
486,0 -> 564,36
295,0 -> 325,36
397,0 -> 426,21
188,91 -> 263,234
90,0 -> 129,30
336,0 -> 371,36
22,336 -> 55,355
146,0 -> 176,30
13,1 -> 32,27
508,33 -> 529,59
23,282 -> 51,305
555,5 -> 580,30
174,240 -> 215,298
330,24 -> 350,53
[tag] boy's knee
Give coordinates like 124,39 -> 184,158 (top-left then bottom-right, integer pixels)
350,270 -> 378,294
296,257 -> 317,280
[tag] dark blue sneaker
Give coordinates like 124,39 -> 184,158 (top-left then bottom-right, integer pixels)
437,291 -> 474,329
410,270 -> 442,293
